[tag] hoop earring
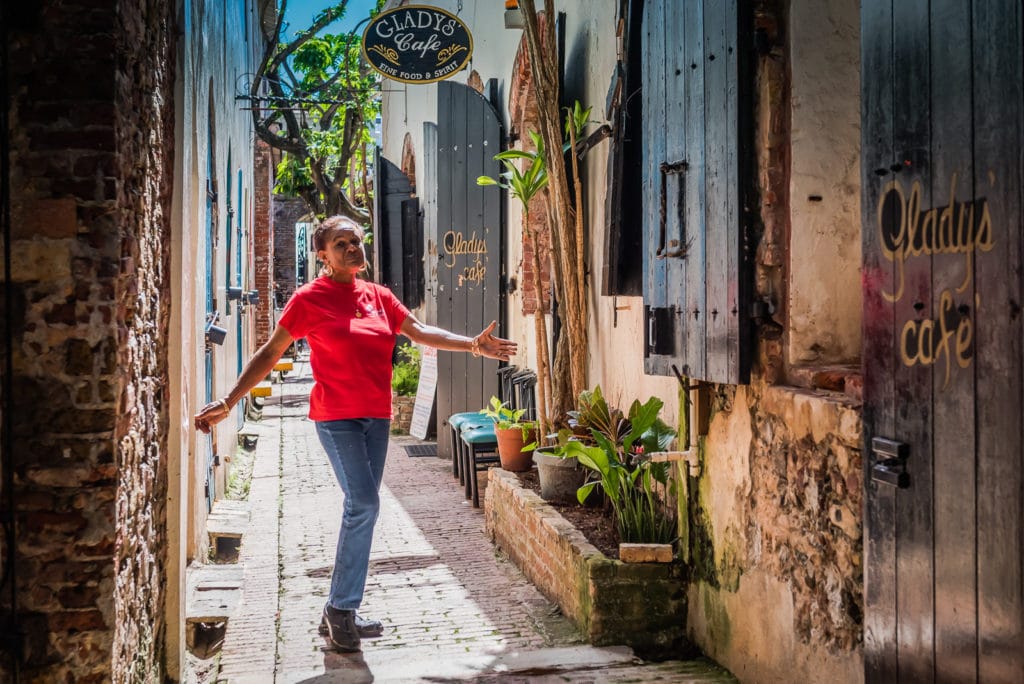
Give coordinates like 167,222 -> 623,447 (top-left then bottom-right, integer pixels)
322,263 -> 333,277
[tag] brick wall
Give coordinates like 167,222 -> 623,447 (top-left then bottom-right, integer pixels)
272,197 -> 310,307
253,139 -> 274,346
754,2 -> 789,384
509,27 -> 551,316
391,394 -> 416,434
1,0 -> 173,680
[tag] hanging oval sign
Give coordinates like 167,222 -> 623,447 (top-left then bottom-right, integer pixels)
362,5 -> 473,84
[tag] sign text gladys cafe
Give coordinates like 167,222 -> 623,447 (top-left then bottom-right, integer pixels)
362,5 -> 473,84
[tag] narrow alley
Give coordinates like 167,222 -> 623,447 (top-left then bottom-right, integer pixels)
6,1 -> 1024,680
207,360 -> 734,683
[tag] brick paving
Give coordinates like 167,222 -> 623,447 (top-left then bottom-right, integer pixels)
216,361 -> 735,683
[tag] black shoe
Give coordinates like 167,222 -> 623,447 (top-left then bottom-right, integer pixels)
321,606 -> 361,652
319,610 -> 383,639
354,614 -> 383,638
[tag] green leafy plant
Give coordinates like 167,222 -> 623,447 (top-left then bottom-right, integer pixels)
570,391 -> 678,545
391,345 -> 420,396
480,396 -> 536,440
476,130 -> 549,213
251,1 -> 385,220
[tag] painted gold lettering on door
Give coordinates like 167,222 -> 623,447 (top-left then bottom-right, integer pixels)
878,173 -> 993,303
441,230 -> 487,288
877,173 -> 995,387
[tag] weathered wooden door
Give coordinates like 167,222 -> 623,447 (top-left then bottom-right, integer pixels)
373,149 -> 421,309
432,80 -> 504,457
861,1 -> 1023,680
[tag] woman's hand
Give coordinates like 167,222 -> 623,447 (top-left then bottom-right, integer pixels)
194,398 -> 231,434
472,321 -> 517,361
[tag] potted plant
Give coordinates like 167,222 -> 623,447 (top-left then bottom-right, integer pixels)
480,396 -> 536,472
572,391 -> 679,561
390,344 -> 420,434
533,429 -> 587,503
534,384 -> 620,504
476,102 -> 600,445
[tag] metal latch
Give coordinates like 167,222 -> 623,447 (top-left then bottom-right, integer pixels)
658,159 -> 689,259
645,305 -> 675,356
871,437 -> 909,488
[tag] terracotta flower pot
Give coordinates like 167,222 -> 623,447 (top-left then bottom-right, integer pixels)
495,426 -> 536,472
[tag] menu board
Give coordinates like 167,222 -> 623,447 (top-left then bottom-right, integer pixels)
409,345 -> 437,439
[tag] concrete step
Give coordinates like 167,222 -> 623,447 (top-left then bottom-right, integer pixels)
303,644 -> 736,682
185,563 -> 244,624
207,499 -> 250,541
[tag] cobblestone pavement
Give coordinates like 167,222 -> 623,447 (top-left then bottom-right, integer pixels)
216,362 -> 735,683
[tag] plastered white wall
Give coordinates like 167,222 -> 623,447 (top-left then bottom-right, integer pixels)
788,0 -> 862,366
166,1 -> 262,676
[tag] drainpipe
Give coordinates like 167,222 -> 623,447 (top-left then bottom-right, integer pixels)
0,0 -> 22,679
652,366 -> 703,478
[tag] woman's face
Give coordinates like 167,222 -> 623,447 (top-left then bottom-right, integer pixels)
319,226 -> 365,274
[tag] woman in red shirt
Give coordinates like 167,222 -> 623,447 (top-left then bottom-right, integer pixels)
194,216 -> 515,652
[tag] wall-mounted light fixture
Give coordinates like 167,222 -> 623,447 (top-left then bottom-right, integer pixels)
504,0 -> 524,29
205,312 -> 228,345
245,290 -> 260,304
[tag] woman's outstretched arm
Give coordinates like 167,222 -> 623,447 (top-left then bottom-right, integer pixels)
400,317 -> 517,362
194,325 -> 295,433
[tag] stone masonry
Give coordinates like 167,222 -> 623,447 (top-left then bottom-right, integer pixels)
2,0 -> 174,680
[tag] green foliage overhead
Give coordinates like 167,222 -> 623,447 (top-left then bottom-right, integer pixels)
252,1 -> 384,220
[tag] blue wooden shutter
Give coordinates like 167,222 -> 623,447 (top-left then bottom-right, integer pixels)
641,0 -> 754,385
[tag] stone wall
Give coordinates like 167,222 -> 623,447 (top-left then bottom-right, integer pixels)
679,4 -> 864,681
110,0 -> 175,680
253,140 -> 275,347
1,0 -> 172,680
683,383 -> 863,683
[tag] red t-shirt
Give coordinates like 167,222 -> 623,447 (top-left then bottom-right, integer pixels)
278,276 -> 410,421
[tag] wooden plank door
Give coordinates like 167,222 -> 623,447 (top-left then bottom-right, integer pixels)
640,0 -> 753,384
433,80 -> 504,457
373,149 -> 418,308
861,1 -> 1024,680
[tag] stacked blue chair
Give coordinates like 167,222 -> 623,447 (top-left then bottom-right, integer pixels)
446,366 -> 515,489
460,422 -> 501,507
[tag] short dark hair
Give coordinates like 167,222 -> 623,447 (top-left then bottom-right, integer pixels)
313,216 -> 364,251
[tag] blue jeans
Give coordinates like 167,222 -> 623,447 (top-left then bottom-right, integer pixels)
315,418 -> 391,610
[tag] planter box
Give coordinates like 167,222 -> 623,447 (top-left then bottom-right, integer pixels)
391,394 -> 416,434
484,468 -> 688,655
